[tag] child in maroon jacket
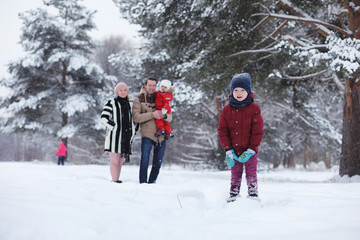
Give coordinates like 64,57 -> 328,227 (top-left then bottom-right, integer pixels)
155,80 -> 174,139
218,73 -> 264,202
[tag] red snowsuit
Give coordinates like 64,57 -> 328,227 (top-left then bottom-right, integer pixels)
155,88 -> 174,135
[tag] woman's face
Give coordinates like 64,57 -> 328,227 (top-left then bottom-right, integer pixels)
117,85 -> 128,98
233,87 -> 248,101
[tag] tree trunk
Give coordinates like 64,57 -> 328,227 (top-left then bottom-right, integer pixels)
340,77 -> 360,176
62,112 -> 68,147
303,142 -> 309,169
339,1 -> 360,176
324,150 -> 332,169
61,60 -> 68,152
283,152 -> 295,168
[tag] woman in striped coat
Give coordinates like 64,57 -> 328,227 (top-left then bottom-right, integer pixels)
101,82 -> 135,183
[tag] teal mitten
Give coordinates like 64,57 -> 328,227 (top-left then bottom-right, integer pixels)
237,149 -> 255,163
225,149 -> 236,167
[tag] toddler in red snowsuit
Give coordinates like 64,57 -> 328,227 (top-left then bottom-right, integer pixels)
155,80 -> 174,139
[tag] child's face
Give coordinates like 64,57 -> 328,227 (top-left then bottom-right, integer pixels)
161,85 -> 168,92
233,87 -> 248,101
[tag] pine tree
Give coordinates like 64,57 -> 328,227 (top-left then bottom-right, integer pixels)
0,0 -> 117,154
113,0 -> 345,169
230,0 -> 359,175
93,35 -> 134,80
113,0 -> 262,94
113,0 -> 266,167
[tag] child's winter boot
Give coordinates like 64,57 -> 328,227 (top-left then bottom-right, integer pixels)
155,129 -> 166,137
165,132 -> 174,140
227,186 -> 240,203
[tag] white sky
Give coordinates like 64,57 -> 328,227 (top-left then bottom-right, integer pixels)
0,0 -> 141,79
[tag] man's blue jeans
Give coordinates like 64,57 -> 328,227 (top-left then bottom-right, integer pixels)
139,137 -> 166,183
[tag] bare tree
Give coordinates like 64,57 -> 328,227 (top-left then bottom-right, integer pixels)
93,35 -> 134,80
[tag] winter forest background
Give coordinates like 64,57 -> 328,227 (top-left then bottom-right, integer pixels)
0,0 -> 359,176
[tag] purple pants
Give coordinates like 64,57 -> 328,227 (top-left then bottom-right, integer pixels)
230,153 -> 258,197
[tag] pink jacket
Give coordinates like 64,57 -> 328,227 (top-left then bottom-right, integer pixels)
56,142 -> 67,157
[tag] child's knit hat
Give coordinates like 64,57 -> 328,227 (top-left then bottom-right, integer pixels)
160,79 -> 172,90
230,73 -> 251,94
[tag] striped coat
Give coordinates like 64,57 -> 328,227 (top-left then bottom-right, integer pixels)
101,98 -> 135,153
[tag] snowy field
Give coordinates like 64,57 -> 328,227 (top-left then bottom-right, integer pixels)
1,162 -> 360,240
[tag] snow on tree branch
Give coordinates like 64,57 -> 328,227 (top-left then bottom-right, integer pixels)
326,35 -> 360,74
8,90 -> 52,112
227,48 -> 277,58
256,12 -> 352,37
276,0 -> 332,36
59,94 -> 96,117
282,70 -> 328,80
332,73 -> 345,93
57,124 -> 77,138
279,34 -> 359,75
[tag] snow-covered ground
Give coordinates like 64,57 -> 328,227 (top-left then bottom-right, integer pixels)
1,161 -> 360,240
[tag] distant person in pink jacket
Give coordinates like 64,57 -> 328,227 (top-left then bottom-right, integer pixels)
56,141 -> 67,165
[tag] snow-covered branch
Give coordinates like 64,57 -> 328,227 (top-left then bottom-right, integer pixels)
331,73 -> 345,93
270,101 -> 313,128
282,70 -> 328,81
276,0 -> 331,37
339,9 -> 350,32
227,47 -> 277,58
255,20 -> 289,49
249,15 -> 271,34
257,12 -> 352,37
200,102 -> 217,121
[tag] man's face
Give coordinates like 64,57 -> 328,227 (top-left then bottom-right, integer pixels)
145,80 -> 157,94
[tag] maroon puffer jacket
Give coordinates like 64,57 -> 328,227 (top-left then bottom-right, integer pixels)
218,93 -> 263,157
